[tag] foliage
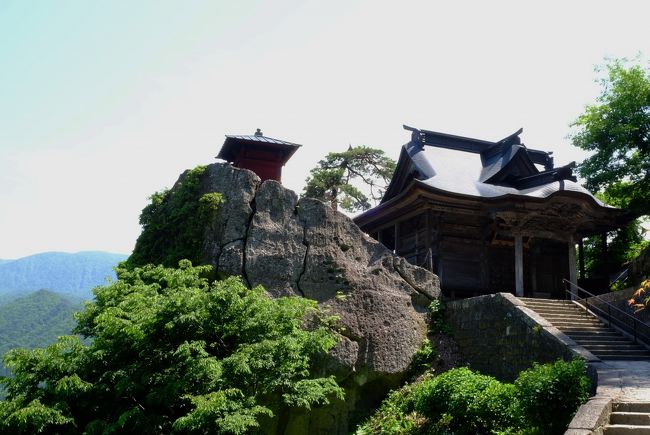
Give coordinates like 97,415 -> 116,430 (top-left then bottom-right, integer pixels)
515,359 -> 591,433
407,301 -> 452,375
409,339 -> 437,374
0,262 -> 343,434
628,278 -> 650,312
355,381 -> 425,435
303,145 -> 396,212
570,58 -> 650,279
428,299 -> 451,335
413,368 -> 519,434
357,359 -> 590,435
570,58 -> 650,217
581,218 -> 649,280
0,290 -> 82,379
127,166 -> 223,268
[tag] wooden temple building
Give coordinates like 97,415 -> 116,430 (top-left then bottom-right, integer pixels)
217,129 -> 301,183
354,126 -> 631,299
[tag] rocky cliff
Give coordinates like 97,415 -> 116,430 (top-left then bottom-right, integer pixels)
135,163 -> 441,432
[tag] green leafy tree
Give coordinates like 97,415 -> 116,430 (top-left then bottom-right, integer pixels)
570,59 -> 650,278
0,262 -> 343,434
303,146 -> 396,212
571,58 -> 650,216
582,191 -> 649,280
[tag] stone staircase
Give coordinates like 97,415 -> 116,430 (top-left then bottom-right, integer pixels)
604,402 -> 650,434
520,298 -> 650,361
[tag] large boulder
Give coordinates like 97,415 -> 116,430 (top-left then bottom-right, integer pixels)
192,163 -> 440,432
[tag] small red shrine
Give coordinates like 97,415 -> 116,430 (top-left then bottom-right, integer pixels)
217,129 -> 301,183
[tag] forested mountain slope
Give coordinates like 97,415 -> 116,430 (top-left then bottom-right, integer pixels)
0,289 -> 83,377
0,251 -> 127,299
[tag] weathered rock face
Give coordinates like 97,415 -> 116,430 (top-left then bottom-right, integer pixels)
191,163 -> 441,432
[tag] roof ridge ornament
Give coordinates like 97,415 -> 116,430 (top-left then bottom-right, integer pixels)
403,125 -> 425,148
254,128 -> 263,136
495,128 -> 523,146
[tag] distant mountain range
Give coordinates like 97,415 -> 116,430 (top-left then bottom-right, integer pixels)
0,289 -> 84,378
0,251 -> 128,299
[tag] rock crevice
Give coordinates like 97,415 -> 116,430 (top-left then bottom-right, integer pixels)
197,163 -> 441,373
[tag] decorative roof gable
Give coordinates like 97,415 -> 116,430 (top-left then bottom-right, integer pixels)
402,125 -> 576,190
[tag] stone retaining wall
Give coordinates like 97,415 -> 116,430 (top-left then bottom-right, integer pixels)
445,293 -> 596,381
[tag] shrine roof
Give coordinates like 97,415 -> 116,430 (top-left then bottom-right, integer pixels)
223,134 -> 301,147
381,125 -> 610,207
217,130 -> 301,163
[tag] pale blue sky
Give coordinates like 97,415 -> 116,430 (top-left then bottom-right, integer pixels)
1,0 -> 649,259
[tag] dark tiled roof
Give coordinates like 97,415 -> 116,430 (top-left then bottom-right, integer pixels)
223,134 -> 302,147
382,125 -> 608,207
217,133 -> 302,163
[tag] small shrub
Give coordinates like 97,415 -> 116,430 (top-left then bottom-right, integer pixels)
409,338 -> 437,374
355,382 -> 423,434
358,359 -> 590,435
428,300 -> 451,335
414,368 -> 518,434
515,359 -> 590,434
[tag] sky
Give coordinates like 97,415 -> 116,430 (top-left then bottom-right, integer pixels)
1,0 -> 649,259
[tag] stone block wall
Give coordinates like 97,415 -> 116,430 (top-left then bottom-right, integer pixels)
445,293 -> 595,381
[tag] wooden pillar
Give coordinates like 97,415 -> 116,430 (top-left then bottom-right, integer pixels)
394,223 -> 400,255
601,232 -> 608,279
568,236 -> 578,300
530,243 -> 537,295
425,210 -> 432,271
578,237 -> 585,279
515,235 -> 524,297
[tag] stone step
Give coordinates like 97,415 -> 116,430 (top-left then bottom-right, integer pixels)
521,303 -> 575,310
614,403 -> 650,413
536,312 -> 589,319
524,305 -> 576,311
574,338 -> 631,345
592,354 -> 650,361
589,351 -> 650,358
604,424 -> 650,434
582,344 -> 648,352
522,302 -> 575,310
538,312 -> 596,319
558,326 -> 612,340
560,324 -> 615,330
565,330 -> 621,337
610,412 -> 650,426
553,320 -> 606,328
522,297 -> 650,362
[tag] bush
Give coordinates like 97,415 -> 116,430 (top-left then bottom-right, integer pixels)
409,338 -> 437,374
428,300 -> 451,335
415,368 -> 518,434
515,359 -> 590,433
357,359 -> 590,435
355,383 -> 423,435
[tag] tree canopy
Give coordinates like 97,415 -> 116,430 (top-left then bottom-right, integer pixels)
570,59 -> 650,279
303,146 -> 396,212
570,58 -> 650,217
0,262 -> 343,434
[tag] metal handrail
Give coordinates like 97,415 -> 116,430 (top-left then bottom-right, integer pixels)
610,267 -> 629,288
563,278 -> 650,346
